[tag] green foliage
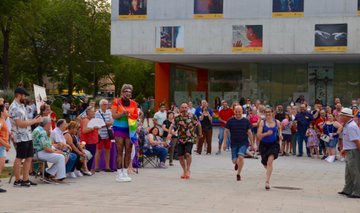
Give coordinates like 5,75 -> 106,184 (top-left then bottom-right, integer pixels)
0,89 -> 14,102
1,0 -> 154,98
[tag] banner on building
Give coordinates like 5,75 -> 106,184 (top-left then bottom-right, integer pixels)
193,0 -> 224,19
33,84 -> 47,114
232,25 -> 263,52
156,26 -> 184,53
315,24 -> 347,52
272,0 -> 304,17
118,0 -> 147,20
358,0 -> 360,16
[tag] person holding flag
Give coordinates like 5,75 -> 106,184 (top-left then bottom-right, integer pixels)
111,84 -> 138,182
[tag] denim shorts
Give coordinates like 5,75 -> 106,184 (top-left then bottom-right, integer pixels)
325,137 -> 338,148
231,144 -> 248,161
0,146 -> 6,158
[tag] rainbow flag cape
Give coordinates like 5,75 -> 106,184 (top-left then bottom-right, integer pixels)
113,98 -> 139,144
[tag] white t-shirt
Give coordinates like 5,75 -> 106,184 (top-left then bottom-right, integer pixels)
50,127 -> 66,144
62,103 -> 70,114
154,111 -> 167,134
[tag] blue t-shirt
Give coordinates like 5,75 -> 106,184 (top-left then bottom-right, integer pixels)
195,107 -> 214,119
225,117 -> 251,146
295,112 -> 313,135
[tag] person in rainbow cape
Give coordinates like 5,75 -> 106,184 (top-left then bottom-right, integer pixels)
111,84 -> 138,182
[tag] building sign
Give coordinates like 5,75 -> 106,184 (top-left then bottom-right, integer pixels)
156,26 -> 184,53
272,0 -> 304,17
193,0 -> 224,19
315,24 -> 347,52
232,25 -> 263,52
118,0 -> 147,20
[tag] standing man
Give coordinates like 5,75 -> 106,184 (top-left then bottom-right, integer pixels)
187,101 -> 196,115
9,87 -> 43,187
294,104 -> 313,157
174,103 -> 202,179
223,106 -> 254,181
153,103 -> 167,135
217,100 -> 234,154
112,84 -> 138,182
62,99 -> 71,121
338,108 -> 360,198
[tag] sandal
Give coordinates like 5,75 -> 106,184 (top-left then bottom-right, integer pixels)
180,175 -> 186,179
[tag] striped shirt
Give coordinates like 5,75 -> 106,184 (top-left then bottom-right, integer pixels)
95,109 -> 113,139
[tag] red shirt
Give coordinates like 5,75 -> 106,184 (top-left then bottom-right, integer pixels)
80,117 -> 99,145
218,108 -> 234,127
315,117 -> 327,134
50,111 -> 57,130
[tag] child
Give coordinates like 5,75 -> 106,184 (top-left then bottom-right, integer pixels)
281,114 -> 292,156
0,105 -> 11,193
306,123 -> 319,158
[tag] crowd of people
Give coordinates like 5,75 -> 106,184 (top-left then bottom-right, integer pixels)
1,86 -> 359,198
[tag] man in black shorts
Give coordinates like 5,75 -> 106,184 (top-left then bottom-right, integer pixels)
174,103 -> 202,179
9,88 -> 43,187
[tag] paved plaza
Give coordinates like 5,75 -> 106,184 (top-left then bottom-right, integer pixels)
1,128 -> 359,213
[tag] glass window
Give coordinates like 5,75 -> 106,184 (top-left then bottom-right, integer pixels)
334,64 -> 360,106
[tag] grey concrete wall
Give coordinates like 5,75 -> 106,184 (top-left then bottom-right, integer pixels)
111,0 -> 360,55
111,0 -> 359,20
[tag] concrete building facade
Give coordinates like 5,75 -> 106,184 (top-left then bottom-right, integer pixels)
111,0 -> 360,109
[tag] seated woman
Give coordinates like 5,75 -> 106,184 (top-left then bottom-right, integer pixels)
145,127 -> 169,168
64,121 -> 92,176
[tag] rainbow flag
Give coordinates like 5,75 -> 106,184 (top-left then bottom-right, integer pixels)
113,98 -> 139,144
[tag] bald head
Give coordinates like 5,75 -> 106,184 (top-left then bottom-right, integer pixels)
234,105 -> 243,119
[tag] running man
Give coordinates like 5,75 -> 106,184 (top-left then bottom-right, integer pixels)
223,106 -> 254,181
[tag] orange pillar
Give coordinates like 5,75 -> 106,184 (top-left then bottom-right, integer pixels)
155,63 -> 171,111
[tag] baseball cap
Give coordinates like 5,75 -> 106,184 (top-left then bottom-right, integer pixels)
14,87 -> 30,96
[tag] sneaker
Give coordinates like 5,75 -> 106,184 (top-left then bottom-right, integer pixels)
122,170 -> 132,182
158,162 -> 167,169
24,180 -> 37,186
67,172 -> 77,178
0,188 -> 7,193
14,180 -> 30,187
215,151 -> 221,155
74,170 -> 83,177
116,170 -> 126,182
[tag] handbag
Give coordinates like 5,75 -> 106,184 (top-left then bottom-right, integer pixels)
99,110 -> 115,140
320,134 -> 330,143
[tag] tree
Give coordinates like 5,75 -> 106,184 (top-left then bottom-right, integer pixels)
0,0 -> 28,89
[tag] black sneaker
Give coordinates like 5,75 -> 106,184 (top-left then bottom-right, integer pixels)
23,180 -> 37,186
0,188 -> 6,193
13,180 -> 23,187
13,180 -> 31,187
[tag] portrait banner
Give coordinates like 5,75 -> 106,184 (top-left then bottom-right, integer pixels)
315,24 -> 347,52
33,84 -> 47,114
272,0 -> 304,17
118,0 -> 147,20
156,26 -> 184,53
193,0 -> 224,19
232,25 -> 263,52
